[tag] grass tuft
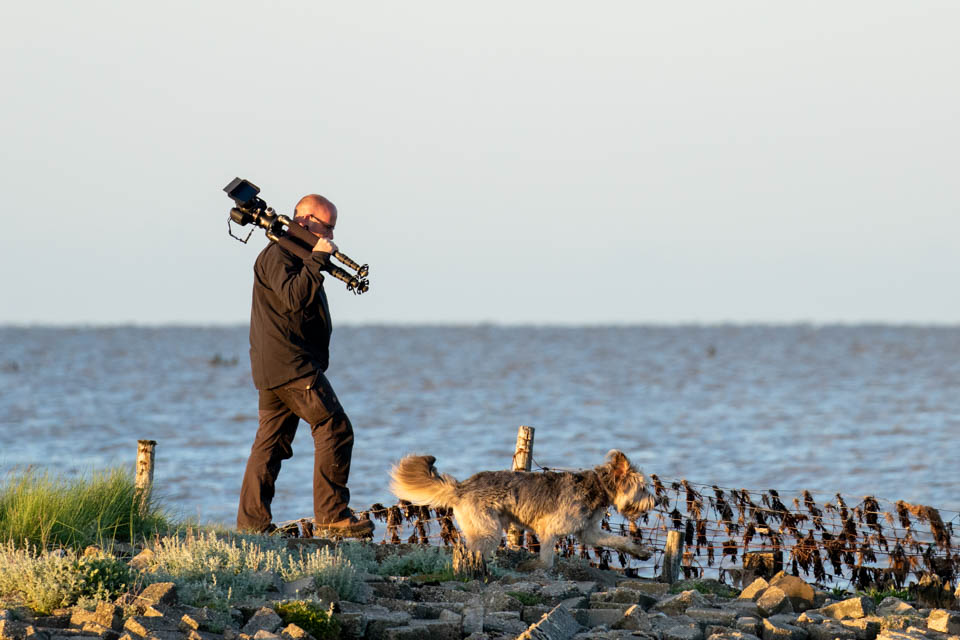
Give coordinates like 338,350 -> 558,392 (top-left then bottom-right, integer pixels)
375,546 -> 451,578
0,466 -> 172,549
0,545 -> 133,614
275,600 -> 340,640
141,531 -> 371,608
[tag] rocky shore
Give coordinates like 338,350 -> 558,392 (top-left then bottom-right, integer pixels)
2,545 -> 959,640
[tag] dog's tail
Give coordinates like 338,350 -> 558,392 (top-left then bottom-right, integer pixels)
389,455 -> 459,508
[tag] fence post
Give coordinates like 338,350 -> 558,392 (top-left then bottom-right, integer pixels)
661,529 -> 683,584
507,426 -> 535,548
135,440 -> 157,514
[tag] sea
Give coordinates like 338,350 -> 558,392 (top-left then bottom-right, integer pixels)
1,325 -> 958,526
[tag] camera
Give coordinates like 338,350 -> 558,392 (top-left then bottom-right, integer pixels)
223,177 -> 370,294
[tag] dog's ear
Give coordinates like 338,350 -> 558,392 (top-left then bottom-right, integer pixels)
606,450 -> 633,481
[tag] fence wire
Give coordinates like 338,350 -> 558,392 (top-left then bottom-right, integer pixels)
283,473 -> 957,590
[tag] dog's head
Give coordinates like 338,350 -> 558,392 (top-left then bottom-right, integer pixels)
604,450 -> 655,520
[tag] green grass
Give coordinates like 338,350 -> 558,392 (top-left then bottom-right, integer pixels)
507,591 -> 544,606
860,587 -> 912,606
375,546 -> 451,578
141,530 -> 374,607
0,466 -> 172,549
275,600 -> 341,640
0,545 -> 134,614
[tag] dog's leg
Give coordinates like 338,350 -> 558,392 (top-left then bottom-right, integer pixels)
580,527 -> 652,560
456,505 -> 502,559
536,534 -> 557,569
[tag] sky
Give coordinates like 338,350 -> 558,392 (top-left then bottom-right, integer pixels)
2,1 -> 957,325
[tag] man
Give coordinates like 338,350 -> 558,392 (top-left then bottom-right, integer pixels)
237,193 -> 374,538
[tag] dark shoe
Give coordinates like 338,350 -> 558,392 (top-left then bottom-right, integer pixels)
314,515 -> 375,539
253,522 -> 298,538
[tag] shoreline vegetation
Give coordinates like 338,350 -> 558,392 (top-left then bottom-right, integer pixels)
1,468 -> 957,640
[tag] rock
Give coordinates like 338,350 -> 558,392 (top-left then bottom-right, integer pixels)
123,615 -> 179,638
127,549 -> 155,571
70,603 -> 121,631
927,609 -> 960,635
620,582 -> 671,598
573,608 -> 623,628
333,612 -> 364,639
541,583 -> 583,602
461,598 -> 484,636
80,622 -> 119,640
180,610 -> 215,632
241,608 -> 282,636
370,580 -> 416,601
881,616 -> 924,632
482,611 -> 527,636
821,597 -> 876,620
591,587 -> 658,609
760,618 -> 807,640
612,605 -> 652,632
768,576 -> 815,612
655,591 -> 711,616
663,623 -> 705,640
741,580 -> 770,602
686,608 -> 738,628
728,601 -> 762,618
671,580 -> 738,598
252,631 -> 280,640
796,612 -> 826,627
840,617 -> 881,640
559,596 -> 589,611
517,604 -> 581,640
0,620 -> 28,640
137,583 -> 178,607
876,599 -> 918,618
804,620 -> 855,640
278,624 -> 312,640
31,617 -> 68,630
523,606 -> 554,625
482,590 -> 523,613
507,581 -> 542,595
875,630 -> 930,640
708,632 -> 761,640
384,619 -> 461,640
736,618 -> 761,636
362,608 -> 411,640
757,588 -> 794,618
437,610 -> 461,628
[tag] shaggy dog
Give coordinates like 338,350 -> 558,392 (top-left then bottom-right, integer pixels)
389,450 -> 654,567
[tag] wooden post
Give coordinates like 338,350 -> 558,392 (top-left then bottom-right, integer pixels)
135,440 -> 157,514
660,529 -> 683,584
507,425 -> 535,548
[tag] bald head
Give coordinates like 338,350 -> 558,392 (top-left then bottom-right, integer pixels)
294,194 -> 338,240
295,194 -> 337,219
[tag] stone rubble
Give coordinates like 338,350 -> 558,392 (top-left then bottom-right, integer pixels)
3,559 -> 960,640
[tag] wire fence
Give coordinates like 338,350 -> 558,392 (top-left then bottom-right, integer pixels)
280,472 -> 960,591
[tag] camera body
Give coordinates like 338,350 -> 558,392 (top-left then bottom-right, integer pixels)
224,178 -> 268,226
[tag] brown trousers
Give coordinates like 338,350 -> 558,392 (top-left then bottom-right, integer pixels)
237,370 -> 354,532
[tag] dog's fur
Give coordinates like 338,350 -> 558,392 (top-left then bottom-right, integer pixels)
389,450 -> 655,568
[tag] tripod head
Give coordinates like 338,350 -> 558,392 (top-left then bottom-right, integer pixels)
224,178 -> 370,294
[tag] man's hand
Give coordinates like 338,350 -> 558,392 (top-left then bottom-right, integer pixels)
312,238 -> 339,254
